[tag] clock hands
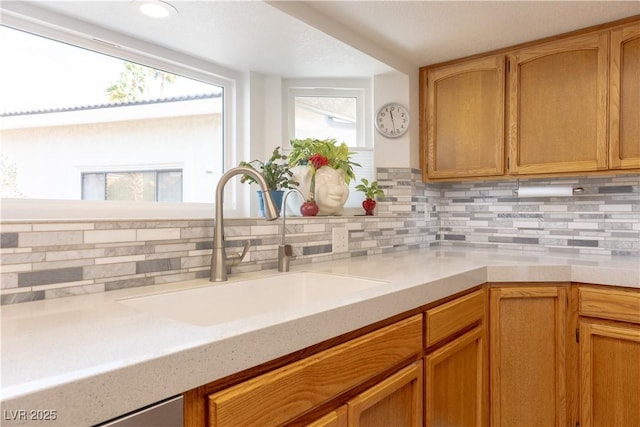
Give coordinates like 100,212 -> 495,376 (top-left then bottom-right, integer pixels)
389,110 -> 397,132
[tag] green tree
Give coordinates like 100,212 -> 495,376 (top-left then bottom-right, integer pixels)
105,62 -> 176,102
1,153 -> 24,198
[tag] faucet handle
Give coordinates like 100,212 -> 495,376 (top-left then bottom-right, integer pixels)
226,240 -> 251,267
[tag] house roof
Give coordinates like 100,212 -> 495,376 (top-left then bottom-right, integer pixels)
1,93 -> 221,117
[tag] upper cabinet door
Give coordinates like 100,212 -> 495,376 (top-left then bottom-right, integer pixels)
508,32 -> 609,174
425,56 -> 506,179
610,22 -> 640,170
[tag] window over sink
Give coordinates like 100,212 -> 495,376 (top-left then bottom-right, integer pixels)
0,22 -> 235,217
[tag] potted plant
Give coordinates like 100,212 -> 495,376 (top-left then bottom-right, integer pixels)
288,138 -> 360,216
355,178 -> 384,215
239,146 -> 297,216
289,138 -> 359,184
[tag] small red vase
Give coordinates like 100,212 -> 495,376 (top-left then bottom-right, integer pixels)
362,198 -> 376,216
300,200 -> 319,216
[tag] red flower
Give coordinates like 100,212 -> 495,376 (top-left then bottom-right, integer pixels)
309,153 -> 329,170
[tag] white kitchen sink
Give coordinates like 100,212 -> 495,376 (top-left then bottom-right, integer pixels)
118,272 -> 387,326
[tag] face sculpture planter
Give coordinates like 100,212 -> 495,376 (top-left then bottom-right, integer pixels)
287,138 -> 360,216
314,166 -> 349,216
288,165 -> 349,216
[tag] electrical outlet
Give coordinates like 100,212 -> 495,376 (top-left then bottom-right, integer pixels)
332,228 -> 349,253
424,203 -> 430,221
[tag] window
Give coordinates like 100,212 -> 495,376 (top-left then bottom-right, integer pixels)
1,24 -> 230,209
287,83 -> 374,210
82,169 -> 183,202
288,87 -> 367,148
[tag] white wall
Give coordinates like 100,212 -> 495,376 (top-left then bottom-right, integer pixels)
1,113 -> 222,202
373,71 -> 412,168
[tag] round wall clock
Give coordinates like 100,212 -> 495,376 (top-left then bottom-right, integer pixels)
375,103 -> 410,138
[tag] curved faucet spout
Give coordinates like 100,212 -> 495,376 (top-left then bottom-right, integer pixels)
210,166 -> 280,282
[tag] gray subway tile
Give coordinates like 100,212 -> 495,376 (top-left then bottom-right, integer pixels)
84,263 -> 137,280
444,234 -> 466,241
302,244 -> 333,255
18,267 -> 83,287
1,290 -> 45,304
598,185 -> 634,194
1,233 -> 19,248
136,257 -> 181,274
106,277 -> 155,291
568,239 -> 599,247
513,237 -> 540,244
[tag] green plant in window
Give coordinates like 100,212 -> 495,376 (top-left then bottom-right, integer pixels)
239,146 -> 298,190
288,138 -> 360,184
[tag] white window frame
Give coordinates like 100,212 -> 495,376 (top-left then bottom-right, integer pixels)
1,8 -> 245,220
284,79 -> 372,150
283,79 -> 374,214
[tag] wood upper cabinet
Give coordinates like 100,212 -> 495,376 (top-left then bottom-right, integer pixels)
489,286 -> 568,427
424,56 -> 506,179
419,17 -> 640,181
578,286 -> 640,427
424,289 -> 488,427
610,21 -> 640,169
507,32 -> 609,175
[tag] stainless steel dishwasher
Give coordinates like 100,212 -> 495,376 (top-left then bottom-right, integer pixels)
95,395 -> 183,427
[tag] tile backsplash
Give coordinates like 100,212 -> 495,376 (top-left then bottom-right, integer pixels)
435,174 -> 639,256
1,169 -> 638,304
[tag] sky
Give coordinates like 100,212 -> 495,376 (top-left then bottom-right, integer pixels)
0,25 -> 219,114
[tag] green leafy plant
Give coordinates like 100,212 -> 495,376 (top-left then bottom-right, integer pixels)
239,146 -> 298,190
105,61 -> 176,102
288,138 -> 360,184
355,178 -> 385,199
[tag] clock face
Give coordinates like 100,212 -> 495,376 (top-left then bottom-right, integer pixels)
375,103 -> 410,138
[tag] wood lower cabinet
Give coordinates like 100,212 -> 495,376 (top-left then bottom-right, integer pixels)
305,406 -> 348,427
185,314 -> 422,427
348,361 -> 423,427
489,285 -> 568,427
423,56 -> 506,179
424,288 -> 488,427
184,282 -> 639,427
610,21 -> 640,169
302,361 -> 423,427
425,326 -> 485,427
577,285 -> 640,427
579,321 -> 640,427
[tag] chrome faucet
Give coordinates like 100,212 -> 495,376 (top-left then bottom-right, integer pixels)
278,188 -> 304,272
210,166 -> 280,282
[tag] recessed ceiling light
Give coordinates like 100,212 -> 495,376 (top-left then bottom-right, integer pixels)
135,0 -> 178,19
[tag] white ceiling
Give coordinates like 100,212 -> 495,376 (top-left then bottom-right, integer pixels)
2,1 -> 639,78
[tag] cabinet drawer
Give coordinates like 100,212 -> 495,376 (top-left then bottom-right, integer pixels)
208,314 -> 423,427
579,286 -> 640,324
426,289 -> 485,347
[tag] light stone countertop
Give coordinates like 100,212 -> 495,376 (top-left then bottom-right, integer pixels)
1,247 -> 638,426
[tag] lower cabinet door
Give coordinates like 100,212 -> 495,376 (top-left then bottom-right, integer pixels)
580,320 -> 640,427
347,361 -> 423,427
425,325 -> 486,427
305,406 -> 348,427
489,286 -> 567,427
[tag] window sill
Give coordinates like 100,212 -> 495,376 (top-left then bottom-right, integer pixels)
0,199 -> 218,221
